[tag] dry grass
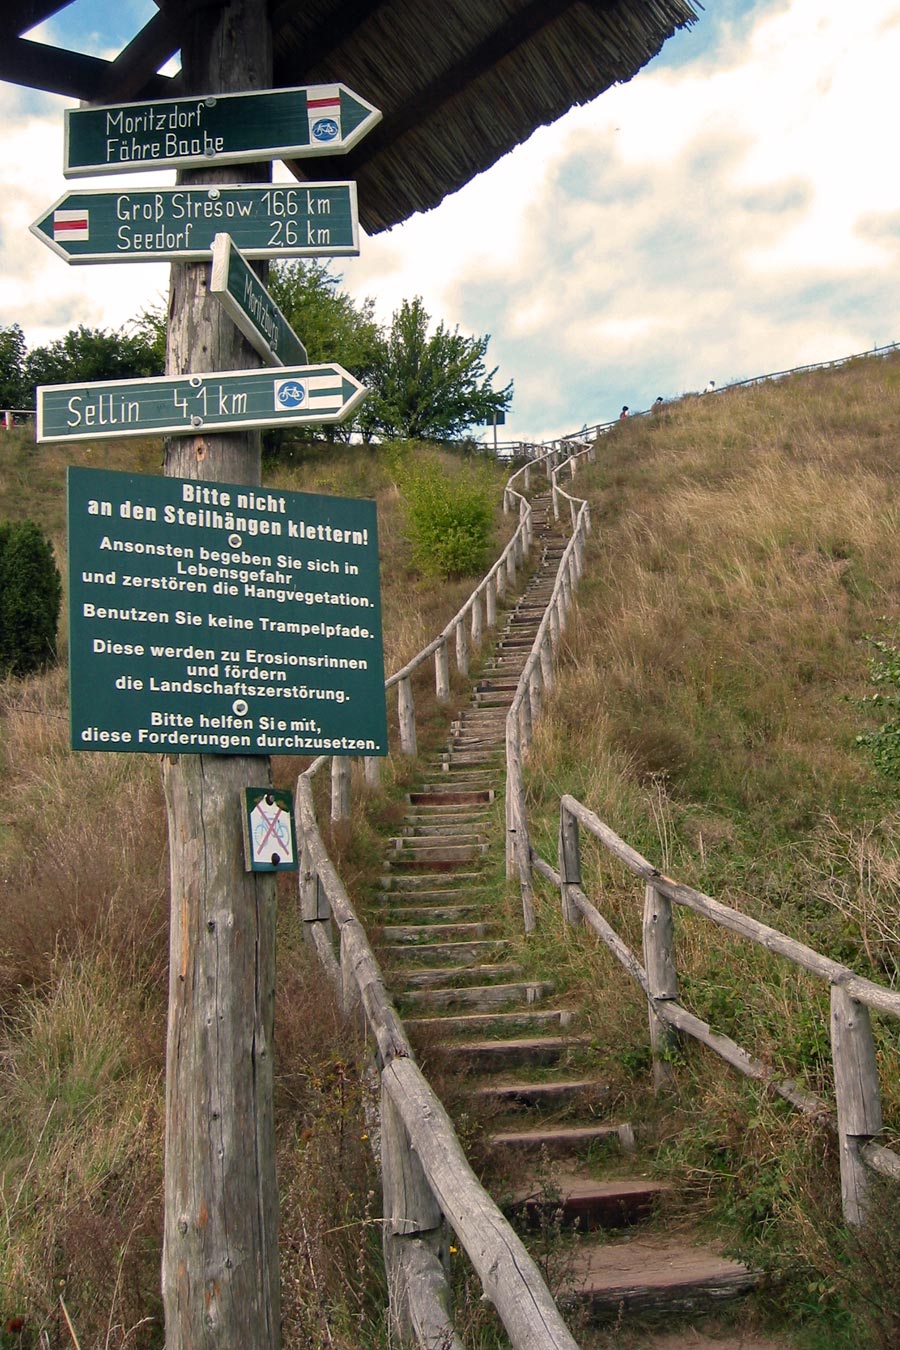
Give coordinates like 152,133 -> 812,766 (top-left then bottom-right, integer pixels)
518,353 -> 900,1346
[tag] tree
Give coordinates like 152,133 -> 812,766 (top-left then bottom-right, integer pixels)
0,520 -> 62,676
364,296 -> 512,442
23,323 -> 163,398
0,324 -> 27,408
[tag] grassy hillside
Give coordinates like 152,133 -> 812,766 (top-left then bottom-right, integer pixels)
519,354 -> 900,1347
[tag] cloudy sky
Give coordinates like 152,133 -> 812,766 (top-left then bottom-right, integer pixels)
2,0 -> 899,441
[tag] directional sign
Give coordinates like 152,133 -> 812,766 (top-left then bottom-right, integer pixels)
30,183 -> 358,264
210,233 -> 307,367
37,364 -> 367,443
64,83 -> 381,177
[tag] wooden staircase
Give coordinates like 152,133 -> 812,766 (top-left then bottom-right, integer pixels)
375,492 -> 758,1336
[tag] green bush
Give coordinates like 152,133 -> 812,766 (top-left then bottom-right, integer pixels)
392,451 -> 493,579
0,520 -> 62,676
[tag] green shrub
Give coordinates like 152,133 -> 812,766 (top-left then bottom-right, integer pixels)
0,520 -> 62,676
392,450 -> 493,578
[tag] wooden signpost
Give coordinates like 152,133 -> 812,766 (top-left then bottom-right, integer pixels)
39,3 -> 383,1343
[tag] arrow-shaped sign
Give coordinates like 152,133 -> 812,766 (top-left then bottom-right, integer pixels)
210,233 -> 308,367
37,365 -> 367,443
64,83 -> 381,177
30,183 -> 359,265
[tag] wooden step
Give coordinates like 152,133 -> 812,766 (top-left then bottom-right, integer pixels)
408,789 -> 493,806
438,1034 -> 587,1071
468,1076 -> 609,1113
398,980 -> 554,1013
559,1236 -> 758,1320
489,1121 -> 635,1156
405,1007 -> 574,1039
380,870 -> 484,892
384,939 -> 510,967
396,961 -> 525,991
384,904 -> 486,925
381,921 -> 501,944
506,1174 -> 670,1232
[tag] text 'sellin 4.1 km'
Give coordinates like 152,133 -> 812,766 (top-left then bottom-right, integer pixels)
64,82 -> 381,176
37,364 -> 367,442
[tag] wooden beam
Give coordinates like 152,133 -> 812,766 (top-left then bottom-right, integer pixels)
0,0 -> 74,41
269,0 -> 382,63
0,35 -> 174,99
92,9 -> 183,103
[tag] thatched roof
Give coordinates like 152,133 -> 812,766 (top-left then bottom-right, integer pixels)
1,0 -> 698,232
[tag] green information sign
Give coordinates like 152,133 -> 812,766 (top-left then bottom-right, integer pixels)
68,467 -> 388,757
64,83 -> 381,176
37,363 -> 366,442
211,233 -> 308,366
30,183 -> 358,264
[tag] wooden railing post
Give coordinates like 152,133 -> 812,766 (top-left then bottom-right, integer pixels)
558,802 -> 583,926
398,675 -> 417,756
435,638 -> 450,702
330,755 -> 351,822
455,620 -> 468,677
643,882 -> 680,1089
471,593 -> 483,648
364,755 -> 381,789
539,633 -> 554,693
506,546 -> 517,589
831,983 -> 882,1224
381,1080 -> 457,1347
486,575 -> 497,627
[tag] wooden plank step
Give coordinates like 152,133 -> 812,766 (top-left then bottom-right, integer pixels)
405,1007 -> 574,1039
397,822 -> 488,838
385,852 -> 485,872
381,921 -> 501,944
408,789 -> 493,805
489,1122 -> 635,1155
380,870 -> 483,892
438,1034 -> 587,1070
468,1077 -> 610,1113
384,939 -> 510,967
384,904 -> 486,925
397,961 -> 525,991
559,1236 -> 758,1320
398,980 -> 554,1012
507,1175 -> 670,1232
389,833 -> 485,850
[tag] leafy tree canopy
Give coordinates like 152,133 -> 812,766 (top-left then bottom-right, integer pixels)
364,296 -> 512,442
23,323 -> 163,397
0,324 -> 27,409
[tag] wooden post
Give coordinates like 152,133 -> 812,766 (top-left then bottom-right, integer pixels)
506,546 -> 517,589
486,575 -> 497,628
160,4 -> 280,1345
471,594 -> 483,648
455,620 -> 468,677
558,803 -> 583,926
539,634 -> 554,693
331,756 -> 351,822
831,983 -> 882,1224
364,755 -> 381,789
435,638 -> 450,702
643,883 -> 680,1089
398,675 -> 417,756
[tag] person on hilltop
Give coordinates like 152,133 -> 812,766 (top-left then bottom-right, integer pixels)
619,405 -> 629,420
705,379 -> 716,394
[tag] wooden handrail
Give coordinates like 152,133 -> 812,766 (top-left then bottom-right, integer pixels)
537,793 -> 900,1226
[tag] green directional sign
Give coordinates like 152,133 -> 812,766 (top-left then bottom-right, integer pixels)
64,83 -> 381,176
37,364 -> 367,443
67,466 -> 388,757
211,233 -> 307,366
30,183 -> 358,264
